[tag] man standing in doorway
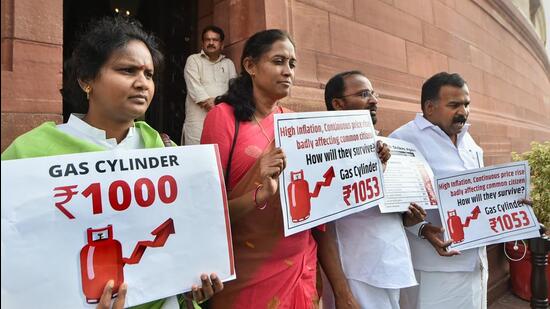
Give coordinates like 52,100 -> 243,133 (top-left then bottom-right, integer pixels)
320,71 -> 425,309
182,25 -> 236,145
390,72 -> 487,309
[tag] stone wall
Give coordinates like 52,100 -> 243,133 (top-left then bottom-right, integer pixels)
1,0 -> 63,151
200,0 -> 550,165
285,0 -> 549,165
3,0 -> 548,159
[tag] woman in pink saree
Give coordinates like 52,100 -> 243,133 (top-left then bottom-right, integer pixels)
201,30 -> 322,309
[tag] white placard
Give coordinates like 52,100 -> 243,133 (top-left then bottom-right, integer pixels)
436,161 -> 540,251
1,145 -> 235,309
378,137 -> 439,213
274,111 -> 385,236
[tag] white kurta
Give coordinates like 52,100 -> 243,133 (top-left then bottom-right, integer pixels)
390,113 -> 488,309
322,207 -> 417,309
335,208 -> 417,289
322,129 -> 417,309
182,50 -> 236,145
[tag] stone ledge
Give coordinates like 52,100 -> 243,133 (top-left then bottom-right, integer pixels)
480,0 -> 550,77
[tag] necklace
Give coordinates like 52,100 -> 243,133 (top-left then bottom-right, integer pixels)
253,114 -> 272,143
253,104 -> 283,143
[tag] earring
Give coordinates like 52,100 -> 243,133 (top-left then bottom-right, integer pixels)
84,85 -> 91,100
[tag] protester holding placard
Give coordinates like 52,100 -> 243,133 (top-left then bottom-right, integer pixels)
1,16 -> 222,309
201,29 -> 344,309
320,71 -> 425,309
390,72 -> 487,309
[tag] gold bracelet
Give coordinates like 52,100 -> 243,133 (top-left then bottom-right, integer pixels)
254,184 -> 267,210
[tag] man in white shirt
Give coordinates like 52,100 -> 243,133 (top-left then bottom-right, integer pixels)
320,71 -> 426,309
390,72 -> 487,309
182,25 -> 237,145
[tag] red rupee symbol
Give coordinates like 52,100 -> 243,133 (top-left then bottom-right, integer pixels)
287,167 -> 335,223
80,218 -> 176,304
53,185 -> 79,219
446,206 -> 481,244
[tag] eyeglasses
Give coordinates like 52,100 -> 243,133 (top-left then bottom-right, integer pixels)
340,89 -> 379,100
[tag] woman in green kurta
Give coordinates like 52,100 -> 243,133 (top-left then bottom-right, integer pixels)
1,16 -> 222,309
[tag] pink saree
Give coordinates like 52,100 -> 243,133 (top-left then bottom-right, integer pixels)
201,103 -> 319,309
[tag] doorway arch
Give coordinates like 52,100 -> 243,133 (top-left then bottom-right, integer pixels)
63,0 -> 198,142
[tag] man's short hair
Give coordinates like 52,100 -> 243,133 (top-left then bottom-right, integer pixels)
202,25 -> 225,42
324,70 -> 364,110
421,72 -> 466,111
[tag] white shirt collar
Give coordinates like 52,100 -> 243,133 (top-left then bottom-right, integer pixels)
66,114 -> 136,145
413,113 -> 471,145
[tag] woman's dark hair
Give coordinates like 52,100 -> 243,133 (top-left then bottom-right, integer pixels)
324,70 -> 364,111
421,72 -> 466,112
62,16 -> 164,113
215,29 -> 294,121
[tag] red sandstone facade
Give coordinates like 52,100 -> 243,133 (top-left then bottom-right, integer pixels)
198,0 -> 550,167
2,0 -> 549,303
1,0 -> 63,150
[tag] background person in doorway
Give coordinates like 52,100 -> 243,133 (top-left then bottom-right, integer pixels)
181,25 -> 236,145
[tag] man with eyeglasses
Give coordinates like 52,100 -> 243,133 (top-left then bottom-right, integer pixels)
319,71 -> 426,309
390,72 -> 487,309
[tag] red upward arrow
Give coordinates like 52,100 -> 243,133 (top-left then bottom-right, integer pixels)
310,166 -> 335,198
122,218 -> 176,265
463,206 -> 481,227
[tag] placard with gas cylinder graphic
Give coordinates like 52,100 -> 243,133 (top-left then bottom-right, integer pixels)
1,145 -> 235,309
436,161 -> 540,251
274,110 -> 385,236
377,137 -> 439,213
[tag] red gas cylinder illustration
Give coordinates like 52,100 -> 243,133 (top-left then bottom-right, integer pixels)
446,206 -> 481,244
287,167 -> 335,223
447,210 -> 465,243
80,226 -> 124,303
288,170 -> 311,222
79,218 -> 175,304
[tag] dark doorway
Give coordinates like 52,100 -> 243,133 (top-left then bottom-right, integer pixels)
63,0 -> 198,144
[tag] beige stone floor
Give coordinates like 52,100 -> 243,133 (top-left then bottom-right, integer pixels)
489,291 -> 531,309
318,291 -> 532,308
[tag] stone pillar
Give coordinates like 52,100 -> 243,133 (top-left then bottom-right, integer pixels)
1,0 -> 63,151
195,0 -> 269,73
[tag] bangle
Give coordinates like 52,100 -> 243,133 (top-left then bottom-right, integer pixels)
418,222 -> 430,239
254,184 -> 267,210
